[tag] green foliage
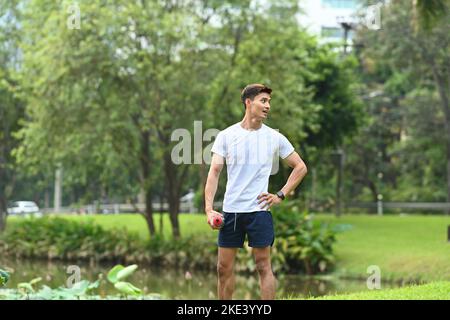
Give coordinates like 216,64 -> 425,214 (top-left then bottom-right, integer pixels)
304,52 -> 363,149
107,264 -> 142,296
0,0 -> 25,231
107,265 -> 134,284
0,217 -> 217,270
315,0 -> 450,207
113,282 -> 142,297
0,217 -> 144,262
7,0 -> 364,239
0,269 -> 9,287
0,214 -> 341,276
234,203 -> 346,275
17,277 -> 41,295
271,202 -> 349,275
0,264 -> 160,300
415,0 -> 449,30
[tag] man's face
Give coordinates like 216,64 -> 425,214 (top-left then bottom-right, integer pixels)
246,92 -> 271,120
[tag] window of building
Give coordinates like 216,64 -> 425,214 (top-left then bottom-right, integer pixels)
322,0 -> 357,9
321,27 -> 344,38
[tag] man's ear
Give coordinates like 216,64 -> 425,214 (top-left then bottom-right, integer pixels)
245,98 -> 252,108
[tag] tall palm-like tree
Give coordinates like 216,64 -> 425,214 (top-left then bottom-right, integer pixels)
413,0 -> 449,30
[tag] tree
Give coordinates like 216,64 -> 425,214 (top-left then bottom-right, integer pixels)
207,0 -> 363,209
414,0 -> 449,30
16,0 -> 228,238
0,0 -> 24,231
358,1 -> 450,204
14,0 -> 365,240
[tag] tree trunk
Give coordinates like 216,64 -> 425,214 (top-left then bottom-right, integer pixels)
446,141 -> 450,215
311,168 -> 316,210
431,65 -> 450,213
0,194 -> 7,232
0,163 -> 7,232
164,154 -> 181,239
367,179 -> 379,214
200,161 -> 206,212
140,129 -> 155,236
168,191 -> 181,239
159,184 -> 165,236
144,187 -> 155,236
163,150 -> 191,239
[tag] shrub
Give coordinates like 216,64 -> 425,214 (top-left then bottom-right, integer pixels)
270,202 -> 347,275
0,217 -> 218,270
0,217 -> 143,263
0,211 -> 346,276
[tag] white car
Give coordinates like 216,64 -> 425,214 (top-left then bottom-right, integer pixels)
7,201 -> 43,217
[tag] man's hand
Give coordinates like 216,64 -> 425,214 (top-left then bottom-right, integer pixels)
257,193 -> 282,210
206,209 -> 224,230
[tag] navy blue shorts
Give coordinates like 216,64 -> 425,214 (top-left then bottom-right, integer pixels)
218,211 -> 275,248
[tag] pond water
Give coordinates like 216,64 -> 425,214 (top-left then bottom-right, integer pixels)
1,258 -> 403,299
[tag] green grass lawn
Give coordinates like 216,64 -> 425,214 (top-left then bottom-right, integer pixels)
7,213 -> 210,240
304,281 -> 450,300
314,214 -> 450,282
6,213 -> 450,282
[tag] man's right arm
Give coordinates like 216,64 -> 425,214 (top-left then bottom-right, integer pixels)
204,153 -> 224,228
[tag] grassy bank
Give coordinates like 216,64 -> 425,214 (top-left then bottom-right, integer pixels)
7,213 -> 210,240
6,213 -> 450,282
304,281 -> 450,300
315,215 -> 450,282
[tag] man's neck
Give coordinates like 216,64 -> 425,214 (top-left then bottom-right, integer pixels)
240,114 -> 263,131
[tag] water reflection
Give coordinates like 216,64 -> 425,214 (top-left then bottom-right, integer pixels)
1,258 -> 401,299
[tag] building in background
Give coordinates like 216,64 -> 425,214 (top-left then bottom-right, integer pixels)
299,0 -> 360,46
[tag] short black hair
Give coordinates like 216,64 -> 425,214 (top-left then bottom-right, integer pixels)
241,84 -> 272,109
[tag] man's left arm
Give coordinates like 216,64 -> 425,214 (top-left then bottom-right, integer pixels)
279,151 -> 308,197
257,152 -> 308,210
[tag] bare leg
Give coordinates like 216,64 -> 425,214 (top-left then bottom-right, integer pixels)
253,247 -> 276,300
217,247 -> 238,300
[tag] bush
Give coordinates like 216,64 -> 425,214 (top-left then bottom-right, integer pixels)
0,217 -> 143,263
232,202 -> 345,275
0,212 -> 345,275
0,217 -> 218,270
270,202 -> 346,275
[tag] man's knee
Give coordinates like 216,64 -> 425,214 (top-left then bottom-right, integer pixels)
217,261 -> 233,278
255,259 -> 272,276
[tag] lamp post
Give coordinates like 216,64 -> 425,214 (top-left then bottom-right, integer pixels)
341,21 -> 352,54
54,164 -> 63,213
336,16 -> 356,55
332,148 -> 345,217
377,172 -> 383,216
331,17 -> 355,217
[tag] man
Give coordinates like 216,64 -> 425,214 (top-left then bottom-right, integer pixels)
204,83 -> 308,300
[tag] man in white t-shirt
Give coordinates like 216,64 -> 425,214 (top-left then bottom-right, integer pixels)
204,83 -> 308,300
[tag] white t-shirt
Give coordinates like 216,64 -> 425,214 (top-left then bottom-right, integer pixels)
211,122 -> 295,213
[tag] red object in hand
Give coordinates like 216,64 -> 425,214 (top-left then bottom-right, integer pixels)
212,214 -> 224,228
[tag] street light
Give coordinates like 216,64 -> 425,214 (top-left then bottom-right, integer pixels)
331,148 -> 345,217
330,16 -> 356,217
377,172 -> 383,216
336,16 -> 356,54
